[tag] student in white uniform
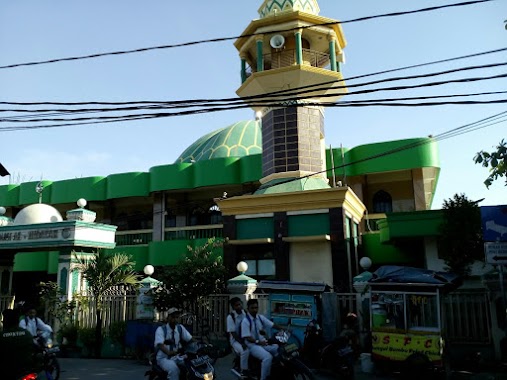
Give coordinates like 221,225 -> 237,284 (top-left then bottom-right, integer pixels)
154,307 -> 193,380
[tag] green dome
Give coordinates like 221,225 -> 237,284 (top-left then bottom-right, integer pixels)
176,120 -> 262,163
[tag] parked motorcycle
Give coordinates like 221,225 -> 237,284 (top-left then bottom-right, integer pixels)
145,341 -> 216,380
36,332 -> 60,380
231,331 -> 314,380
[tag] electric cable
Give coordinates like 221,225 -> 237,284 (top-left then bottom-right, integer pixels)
1,47 -> 505,108
0,0 -> 495,70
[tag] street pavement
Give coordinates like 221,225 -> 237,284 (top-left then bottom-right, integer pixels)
56,354 -> 386,380
53,355 -> 507,380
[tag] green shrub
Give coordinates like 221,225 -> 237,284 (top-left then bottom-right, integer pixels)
59,324 -> 79,346
108,321 -> 127,346
78,327 -> 97,356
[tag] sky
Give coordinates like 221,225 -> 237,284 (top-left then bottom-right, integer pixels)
0,0 -> 506,209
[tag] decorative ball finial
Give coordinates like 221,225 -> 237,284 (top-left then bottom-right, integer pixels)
359,257 -> 372,271
77,198 -> 87,208
144,264 -> 155,276
0,207 -> 5,216
237,261 -> 248,274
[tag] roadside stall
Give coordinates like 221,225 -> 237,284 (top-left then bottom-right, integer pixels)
368,266 -> 461,374
257,280 -> 329,346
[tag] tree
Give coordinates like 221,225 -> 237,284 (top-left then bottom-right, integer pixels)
73,251 -> 141,358
151,238 -> 226,314
438,193 -> 483,276
474,139 -> 507,188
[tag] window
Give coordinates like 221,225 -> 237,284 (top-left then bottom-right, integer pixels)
243,259 -> 276,277
372,190 -> 393,213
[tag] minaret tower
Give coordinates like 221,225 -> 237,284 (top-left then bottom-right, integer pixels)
235,0 -> 347,190
218,1 -> 365,291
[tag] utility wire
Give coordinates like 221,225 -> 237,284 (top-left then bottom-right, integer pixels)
1,46 -> 505,108
3,90 -> 505,120
1,70 -> 505,125
0,0 -> 495,70
1,60 -> 506,121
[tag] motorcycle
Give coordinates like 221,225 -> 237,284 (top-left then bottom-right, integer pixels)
231,330 -> 314,380
35,332 -> 61,380
301,320 -> 355,380
145,341 -> 216,380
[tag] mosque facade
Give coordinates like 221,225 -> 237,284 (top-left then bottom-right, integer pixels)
0,0 -> 443,300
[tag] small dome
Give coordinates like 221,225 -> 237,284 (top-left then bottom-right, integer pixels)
258,0 -> 320,18
176,120 -> 262,163
14,204 -> 63,225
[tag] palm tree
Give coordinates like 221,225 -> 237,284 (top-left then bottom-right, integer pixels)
73,251 -> 141,358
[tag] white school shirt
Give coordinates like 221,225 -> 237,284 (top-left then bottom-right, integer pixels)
19,317 -> 53,337
154,323 -> 192,361
240,313 -> 274,344
226,310 -> 246,345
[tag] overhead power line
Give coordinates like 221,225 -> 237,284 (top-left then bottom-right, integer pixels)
1,56 -> 505,118
0,0 -> 495,70
1,69 -> 505,127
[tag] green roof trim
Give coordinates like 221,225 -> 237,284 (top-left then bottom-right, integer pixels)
378,210 -> 444,242
51,176 -> 107,204
150,163 -> 194,191
19,180 -> 52,205
107,172 -> 150,199
193,157 -> 241,188
0,185 -> 20,207
362,233 -> 415,265
326,137 -> 439,177
0,135 -> 440,208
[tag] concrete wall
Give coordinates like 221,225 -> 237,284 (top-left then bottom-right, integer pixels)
289,241 -> 333,285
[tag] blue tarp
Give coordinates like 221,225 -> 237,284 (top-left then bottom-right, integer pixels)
368,265 -> 461,289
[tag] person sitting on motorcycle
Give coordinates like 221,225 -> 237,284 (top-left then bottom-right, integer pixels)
241,299 -> 284,380
226,297 -> 250,377
1,309 -> 39,380
18,304 -> 53,341
339,312 -> 359,356
154,307 -> 193,380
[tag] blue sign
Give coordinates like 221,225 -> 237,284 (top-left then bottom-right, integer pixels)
481,205 -> 507,242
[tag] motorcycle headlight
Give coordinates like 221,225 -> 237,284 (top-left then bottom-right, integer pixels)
203,373 -> 213,380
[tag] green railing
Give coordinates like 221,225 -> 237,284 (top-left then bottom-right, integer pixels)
165,224 -> 223,241
115,225 -> 224,246
115,229 -> 153,246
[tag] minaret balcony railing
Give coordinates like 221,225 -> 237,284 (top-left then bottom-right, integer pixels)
259,48 -> 331,71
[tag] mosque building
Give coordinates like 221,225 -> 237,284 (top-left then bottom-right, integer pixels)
0,0 -> 442,301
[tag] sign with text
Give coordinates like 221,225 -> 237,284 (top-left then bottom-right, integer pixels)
485,242 -> 507,264
372,331 -> 442,362
0,221 -> 116,249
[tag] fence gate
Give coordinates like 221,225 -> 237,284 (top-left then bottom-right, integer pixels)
442,290 -> 491,345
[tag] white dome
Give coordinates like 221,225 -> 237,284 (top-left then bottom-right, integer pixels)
14,204 -> 63,225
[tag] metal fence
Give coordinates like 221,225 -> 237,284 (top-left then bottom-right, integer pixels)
71,291 -> 269,338
335,289 -> 491,345
443,290 -> 491,344
74,288 -> 138,330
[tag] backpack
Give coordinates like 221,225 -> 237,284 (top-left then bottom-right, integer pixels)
227,312 -> 244,343
244,314 -> 265,340
24,316 -> 38,332
155,324 -> 184,356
